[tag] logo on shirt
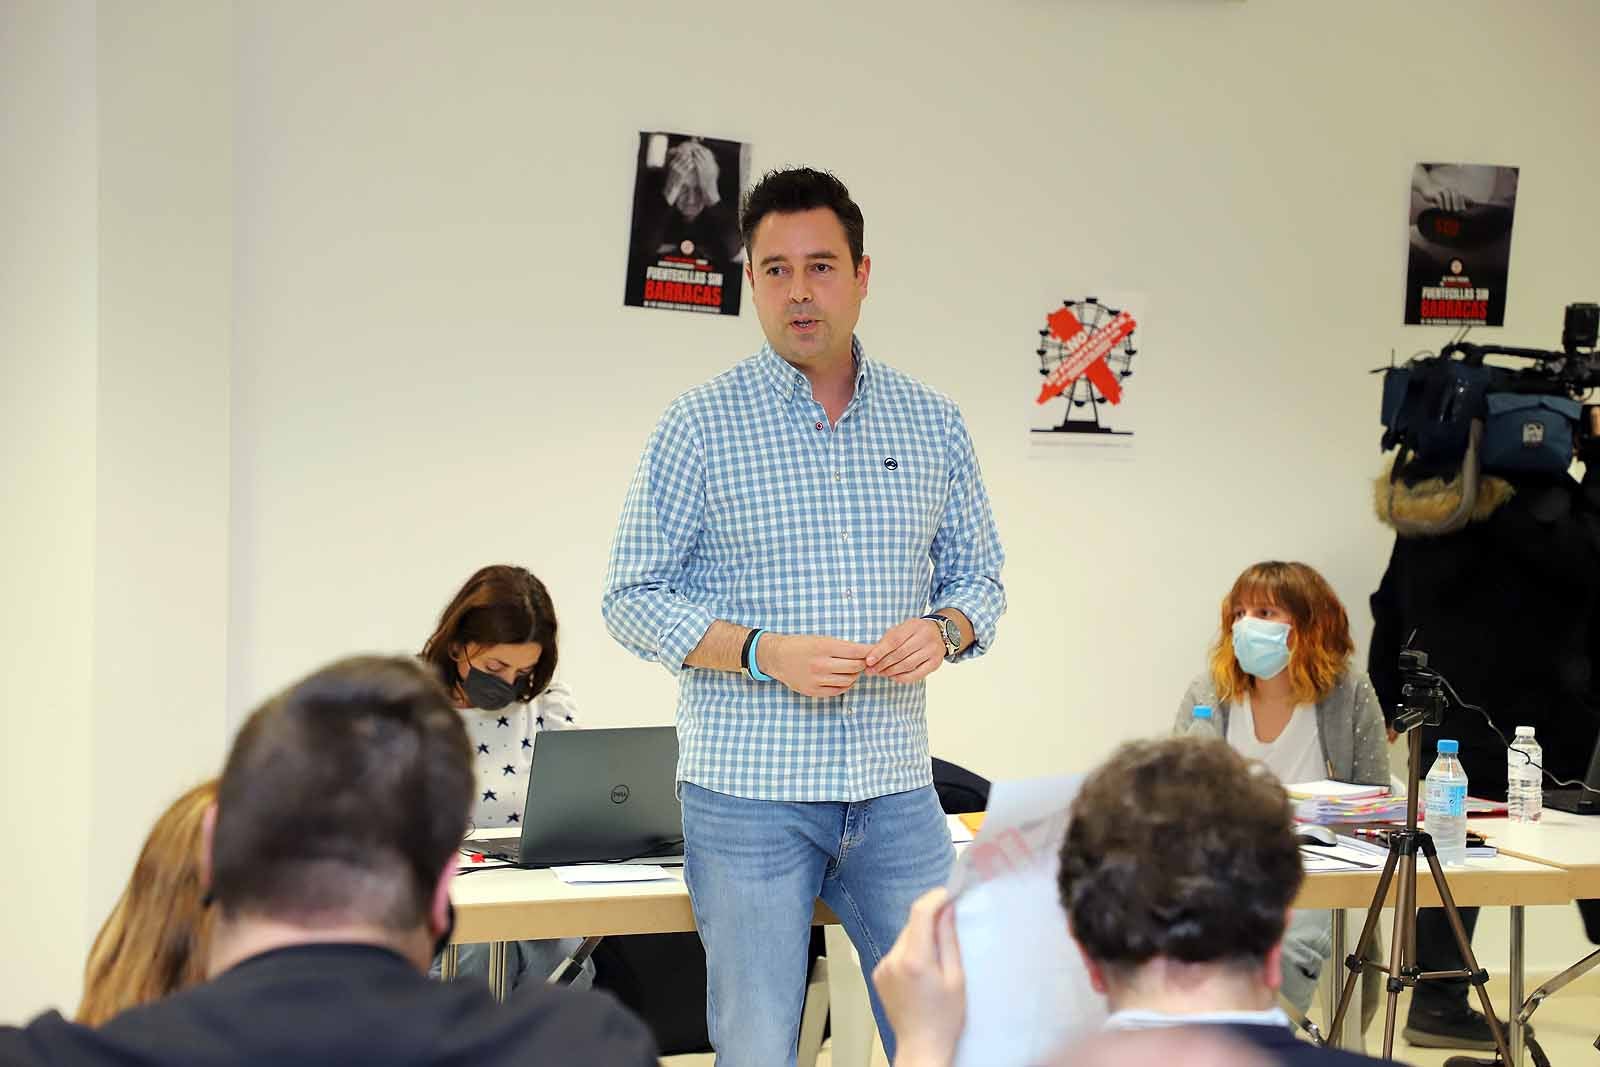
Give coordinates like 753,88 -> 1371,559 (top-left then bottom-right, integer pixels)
883,457 -> 899,471
611,784 -> 631,804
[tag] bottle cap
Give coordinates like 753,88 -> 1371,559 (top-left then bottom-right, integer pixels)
1515,725 -> 1536,737
1437,739 -> 1459,755
1192,705 -> 1214,719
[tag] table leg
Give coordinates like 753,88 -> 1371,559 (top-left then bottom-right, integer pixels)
825,924 -> 875,1067
1509,905 -> 1524,1067
487,940 -> 509,1003
1332,909 -> 1365,1050
439,943 -> 458,982
1324,910 -> 1344,1045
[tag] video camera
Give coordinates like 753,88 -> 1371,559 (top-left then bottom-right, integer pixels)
1378,303 -> 1600,534
1394,648 -> 1450,734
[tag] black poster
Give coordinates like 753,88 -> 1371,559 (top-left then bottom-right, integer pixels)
1404,162 -> 1519,327
623,131 -> 750,317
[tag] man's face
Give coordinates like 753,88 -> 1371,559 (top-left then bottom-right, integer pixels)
745,207 -> 870,369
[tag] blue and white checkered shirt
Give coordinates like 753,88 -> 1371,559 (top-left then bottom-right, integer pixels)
603,338 -> 1006,802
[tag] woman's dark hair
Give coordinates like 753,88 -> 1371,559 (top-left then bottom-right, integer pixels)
1057,738 -> 1303,978
420,565 -> 558,702
739,167 -> 865,269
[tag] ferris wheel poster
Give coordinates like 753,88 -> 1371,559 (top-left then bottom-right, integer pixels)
622,131 -> 751,317
1029,292 -> 1145,451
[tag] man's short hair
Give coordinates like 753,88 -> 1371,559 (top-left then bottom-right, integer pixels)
210,656 -> 472,930
1057,738 -> 1303,975
740,167 -> 865,269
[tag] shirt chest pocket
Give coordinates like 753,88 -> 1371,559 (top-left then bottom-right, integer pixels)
851,443 -> 947,547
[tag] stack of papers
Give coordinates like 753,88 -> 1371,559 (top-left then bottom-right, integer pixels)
1285,779 -> 1389,801
1294,794 -> 1407,824
1287,780 -> 1404,824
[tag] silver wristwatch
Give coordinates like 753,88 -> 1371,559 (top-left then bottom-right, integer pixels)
922,613 -> 961,658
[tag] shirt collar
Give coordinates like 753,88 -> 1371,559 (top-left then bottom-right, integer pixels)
1104,1007 -> 1291,1031
755,336 -> 872,408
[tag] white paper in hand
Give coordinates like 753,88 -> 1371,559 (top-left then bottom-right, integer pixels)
949,774 -> 1105,1067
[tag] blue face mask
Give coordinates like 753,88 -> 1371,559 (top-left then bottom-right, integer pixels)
1232,617 -> 1292,680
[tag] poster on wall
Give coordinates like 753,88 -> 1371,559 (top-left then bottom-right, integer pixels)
623,131 -> 750,317
1404,162 -> 1519,327
1028,292 -> 1145,453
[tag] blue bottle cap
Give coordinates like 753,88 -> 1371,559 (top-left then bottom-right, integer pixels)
1192,705 -> 1214,719
1437,739 -> 1459,755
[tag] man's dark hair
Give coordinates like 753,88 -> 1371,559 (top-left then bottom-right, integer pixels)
739,167 -> 865,269
210,656 -> 473,930
1057,738 -> 1303,977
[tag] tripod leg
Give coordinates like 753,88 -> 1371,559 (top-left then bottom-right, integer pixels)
1331,848 -> 1400,1046
1509,906 -> 1523,1067
1424,848 -> 1512,1066
1382,846 -> 1418,1060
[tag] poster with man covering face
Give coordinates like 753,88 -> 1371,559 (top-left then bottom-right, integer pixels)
623,131 -> 750,317
1404,162 -> 1519,326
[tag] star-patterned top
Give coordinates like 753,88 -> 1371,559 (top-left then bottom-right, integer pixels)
461,679 -> 580,829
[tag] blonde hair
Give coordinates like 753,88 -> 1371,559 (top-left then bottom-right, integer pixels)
78,779 -> 218,1026
1209,561 -> 1354,707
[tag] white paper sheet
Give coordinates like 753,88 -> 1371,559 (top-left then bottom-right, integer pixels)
551,864 -> 672,884
949,774 -> 1105,1067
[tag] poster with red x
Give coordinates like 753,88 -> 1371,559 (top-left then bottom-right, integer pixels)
1028,292 -> 1145,450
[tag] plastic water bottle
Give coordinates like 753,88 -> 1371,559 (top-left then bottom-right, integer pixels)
1508,726 -> 1544,823
1187,705 -> 1220,740
1425,739 -> 1469,866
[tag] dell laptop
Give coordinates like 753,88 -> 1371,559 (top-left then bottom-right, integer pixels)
463,726 -> 684,866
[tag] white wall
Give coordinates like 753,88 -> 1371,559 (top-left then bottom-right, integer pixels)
228,0 -> 1600,972
91,0 -> 234,935
0,0 -> 99,1022
0,0 -> 232,1020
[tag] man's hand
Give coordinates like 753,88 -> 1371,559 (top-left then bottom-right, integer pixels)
759,633 -> 872,698
865,618 -> 946,684
872,888 -> 965,1067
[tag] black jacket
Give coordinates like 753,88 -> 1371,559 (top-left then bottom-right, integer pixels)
1369,469 -> 1600,794
0,944 -> 658,1066
1226,1022 -> 1388,1066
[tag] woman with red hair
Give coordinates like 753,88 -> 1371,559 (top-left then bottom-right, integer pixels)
1177,560 -> 1389,1024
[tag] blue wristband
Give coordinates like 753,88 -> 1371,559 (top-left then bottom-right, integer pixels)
748,630 -> 772,682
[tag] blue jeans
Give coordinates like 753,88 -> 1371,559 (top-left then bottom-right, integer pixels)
680,781 -> 955,1067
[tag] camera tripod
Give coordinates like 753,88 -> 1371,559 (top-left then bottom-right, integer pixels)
1327,651 -> 1511,1064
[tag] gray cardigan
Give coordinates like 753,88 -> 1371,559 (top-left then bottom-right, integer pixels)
1176,668 -> 1390,787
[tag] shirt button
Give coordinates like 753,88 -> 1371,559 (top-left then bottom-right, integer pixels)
834,470 -> 842,481
815,421 -> 824,430
843,589 -> 853,599
841,531 -> 851,542
844,704 -> 855,716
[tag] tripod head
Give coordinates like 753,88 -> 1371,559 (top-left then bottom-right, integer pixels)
1395,648 -> 1450,734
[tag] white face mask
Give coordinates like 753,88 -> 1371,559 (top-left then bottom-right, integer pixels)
1232,617 -> 1292,680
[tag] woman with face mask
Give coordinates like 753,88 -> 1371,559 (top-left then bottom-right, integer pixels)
1176,560 -> 1390,1030
420,564 -> 591,991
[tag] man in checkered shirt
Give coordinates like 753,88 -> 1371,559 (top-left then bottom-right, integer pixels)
603,167 -> 1005,1066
